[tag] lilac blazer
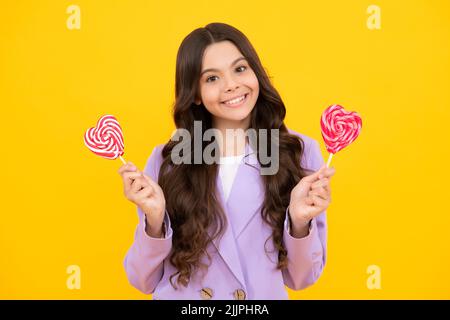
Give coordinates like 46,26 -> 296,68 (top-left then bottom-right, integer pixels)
123,129 -> 327,300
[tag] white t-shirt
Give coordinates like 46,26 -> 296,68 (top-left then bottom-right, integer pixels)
218,153 -> 245,201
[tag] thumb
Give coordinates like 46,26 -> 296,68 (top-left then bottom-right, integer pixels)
142,173 -> 160,190
294,164 -> 327,199
302,164 -> 327,183
125,161 -> 144,175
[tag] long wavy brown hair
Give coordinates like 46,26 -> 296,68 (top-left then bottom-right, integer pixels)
158,22 -> 309,289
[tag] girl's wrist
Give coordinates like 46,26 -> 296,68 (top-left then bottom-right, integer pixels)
144,214 -> 165,238
288,208 -> 311,238
288,207 -> 311,227
290,219 -> 311,238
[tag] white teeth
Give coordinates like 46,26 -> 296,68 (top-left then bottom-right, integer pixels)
224,94 -> 246,105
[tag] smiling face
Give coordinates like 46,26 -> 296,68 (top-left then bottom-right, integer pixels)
196,41 -> 259,130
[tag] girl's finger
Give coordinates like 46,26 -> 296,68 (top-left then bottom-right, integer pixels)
311,194 -> 329,210
309,187 -> 328,200
302,164 -> 327,184
123,171 -> 143,182
311,179 -> 331,195
319,166 -> 336,179
135,185 -> 154,200
118,162 -> 138,175
130,177 -> 147,194
311,178 -> 329,190
123,172 -> 143,191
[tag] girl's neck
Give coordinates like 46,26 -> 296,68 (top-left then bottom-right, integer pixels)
212,117 -> 250,157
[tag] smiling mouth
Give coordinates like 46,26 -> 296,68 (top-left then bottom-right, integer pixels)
221,93 -> 249,106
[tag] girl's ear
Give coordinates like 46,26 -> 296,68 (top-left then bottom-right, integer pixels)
194,90 -> 202,105
194,98 -> 201,106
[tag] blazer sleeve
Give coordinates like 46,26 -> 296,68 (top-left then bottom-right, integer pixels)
282,139 -> 328,290
123,145 -> 173,294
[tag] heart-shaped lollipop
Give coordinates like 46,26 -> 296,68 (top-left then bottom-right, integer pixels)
320,104 -> 362,167
84,115 -> 126,164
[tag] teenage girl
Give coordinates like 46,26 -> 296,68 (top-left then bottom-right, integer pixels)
118,22 -> 335,300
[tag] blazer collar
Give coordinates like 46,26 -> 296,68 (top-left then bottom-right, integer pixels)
242,140 -> 260,170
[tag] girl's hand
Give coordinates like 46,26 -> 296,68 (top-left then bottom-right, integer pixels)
289,164 -> 335,228
118,162 -> 166,235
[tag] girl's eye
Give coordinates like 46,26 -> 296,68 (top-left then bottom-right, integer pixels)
206,75 -> 218,83
205,66 -> 247,83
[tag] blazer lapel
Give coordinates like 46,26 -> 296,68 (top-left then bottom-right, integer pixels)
212,178 -> 247,288
226,144 -> 264,238
210,143 -> 264,289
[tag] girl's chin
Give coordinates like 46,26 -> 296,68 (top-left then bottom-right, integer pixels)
214,111 -> 252,124
218,102 -> 254,115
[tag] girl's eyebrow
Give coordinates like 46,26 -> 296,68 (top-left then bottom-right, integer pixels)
200,57 -> 247,76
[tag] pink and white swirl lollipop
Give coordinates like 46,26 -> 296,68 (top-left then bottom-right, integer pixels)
84,115 -> 126,164
320,104 -> 362,167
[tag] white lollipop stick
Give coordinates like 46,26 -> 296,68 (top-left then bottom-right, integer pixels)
119,155 -> 127,165
326,153 -> 333,168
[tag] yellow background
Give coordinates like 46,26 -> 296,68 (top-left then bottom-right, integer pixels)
1,0 -> 449,299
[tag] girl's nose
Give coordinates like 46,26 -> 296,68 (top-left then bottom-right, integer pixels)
224,76 -> 239,92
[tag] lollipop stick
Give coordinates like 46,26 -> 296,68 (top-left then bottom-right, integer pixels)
326,153 -> 333,168
119,155 -> 127,165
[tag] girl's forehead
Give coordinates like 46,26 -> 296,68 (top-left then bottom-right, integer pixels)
202,42 -> 245,72
203,41 -> 242,62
